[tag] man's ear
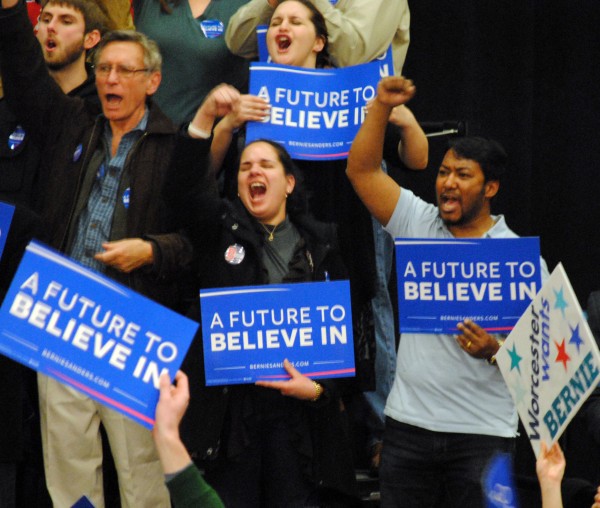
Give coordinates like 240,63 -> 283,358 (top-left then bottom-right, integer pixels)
84,29 -> 102,50
146,71 -> 162,96
484,179 -> 499,200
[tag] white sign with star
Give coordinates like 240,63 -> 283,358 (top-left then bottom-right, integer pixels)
496,262 -> 600,458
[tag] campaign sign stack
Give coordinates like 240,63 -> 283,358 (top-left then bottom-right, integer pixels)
200,280 -> 355,385
496,263 -> 600,457
0,241 -> 199,429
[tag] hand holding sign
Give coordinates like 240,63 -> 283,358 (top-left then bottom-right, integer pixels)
535,441 -> 566,508
255,358 -> 322,401
153,372 -> 192,474
154,371 -> 189,441
456,319 -> 501,360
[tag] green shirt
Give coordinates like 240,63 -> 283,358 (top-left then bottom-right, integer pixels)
134,0 -> 250,125
166,463 -> 225,508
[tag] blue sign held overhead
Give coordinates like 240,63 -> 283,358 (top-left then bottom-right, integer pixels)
200,280 -> 355,386
246,62 -> 381,160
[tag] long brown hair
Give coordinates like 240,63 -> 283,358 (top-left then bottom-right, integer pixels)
275,0 -> 331,68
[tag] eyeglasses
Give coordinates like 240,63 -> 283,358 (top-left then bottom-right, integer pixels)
95,63 -> 150,79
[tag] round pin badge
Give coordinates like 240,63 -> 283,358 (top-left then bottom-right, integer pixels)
122,188 -> 130,209
73,143 -> 83,162
200,19 -> 224,39
224,243 -> 245,265
8,125 -> 25,151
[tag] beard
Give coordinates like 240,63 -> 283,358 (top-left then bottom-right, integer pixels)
45,42 -> 85,72
438,186 -> 487,227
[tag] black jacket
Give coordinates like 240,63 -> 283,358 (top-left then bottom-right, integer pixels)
166,135 -> 358,499
0,1 -> 193,311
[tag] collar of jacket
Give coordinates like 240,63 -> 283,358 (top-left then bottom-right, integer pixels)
225,198 -> 335,260
93,99 -> 178,138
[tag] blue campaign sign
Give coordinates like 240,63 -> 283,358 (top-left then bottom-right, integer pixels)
0,241 -> 199,429
200,281 -> 355,386
375,46 -> 395,77
0,200 -> 15,261
395,237 -> 542,334
257,24 -> 268,62
246,61 -> 381,160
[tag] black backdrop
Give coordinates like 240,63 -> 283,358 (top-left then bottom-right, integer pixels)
395,0 -> 600,306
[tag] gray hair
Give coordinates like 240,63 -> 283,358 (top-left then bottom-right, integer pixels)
94,30 -> 162,73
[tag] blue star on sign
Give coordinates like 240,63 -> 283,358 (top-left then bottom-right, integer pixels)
553,287 -> 568,318
568,323 -> 584,353
508,344 -> 522,374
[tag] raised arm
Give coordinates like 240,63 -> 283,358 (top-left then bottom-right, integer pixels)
153,371 -> 193,475
99,0 -> 135,30
388,105 -> 428,170
224,0 -> 275,59
536,441 -> 565,508
163,85 -> 240,249
153,371 -> 225,508
0,0 -> 77,143
188,84 -> 241,140
210,94 -> 269,175
346,76 -> 415,226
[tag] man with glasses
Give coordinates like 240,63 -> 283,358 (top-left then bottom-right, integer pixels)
1,2 -> 110,506
0,2 -> 192,507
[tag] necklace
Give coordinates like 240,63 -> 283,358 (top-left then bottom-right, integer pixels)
261,222 -> 278,241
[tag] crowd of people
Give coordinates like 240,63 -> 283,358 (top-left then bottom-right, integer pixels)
0,0 -> 598,507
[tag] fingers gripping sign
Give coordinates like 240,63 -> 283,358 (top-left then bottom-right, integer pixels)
455,319 -> 501,360
255,359 -> 323,401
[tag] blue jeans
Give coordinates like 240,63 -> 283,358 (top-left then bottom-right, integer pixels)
380,418 -> 515,508
363,215 -> 397,444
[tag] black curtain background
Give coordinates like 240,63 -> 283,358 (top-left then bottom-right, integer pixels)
396,0 -> 600,307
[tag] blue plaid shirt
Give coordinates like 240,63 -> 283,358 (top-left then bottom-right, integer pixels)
69,110 -> 149,273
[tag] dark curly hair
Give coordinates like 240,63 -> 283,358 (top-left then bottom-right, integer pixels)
448,137 -> 508,183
